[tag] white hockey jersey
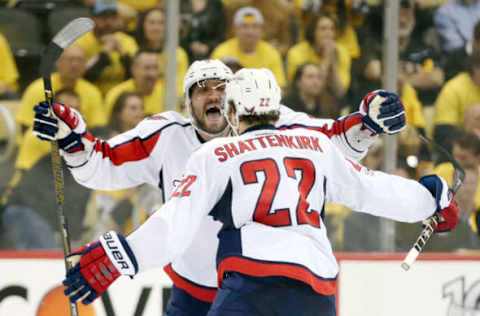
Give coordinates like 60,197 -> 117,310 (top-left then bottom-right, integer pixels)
65,106 -> 377,301
126,125 -> 436,296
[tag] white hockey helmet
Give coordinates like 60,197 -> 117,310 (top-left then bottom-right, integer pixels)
224,68 -> 281,118
183,59 -> 233,106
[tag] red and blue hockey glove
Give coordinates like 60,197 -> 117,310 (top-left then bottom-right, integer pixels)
33,101 -> 93,153
419,175 -> 460,232
63,231 -> 138,305
359,90 -> 406,135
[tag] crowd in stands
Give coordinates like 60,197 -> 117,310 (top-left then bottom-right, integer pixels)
0,0 -> 479,252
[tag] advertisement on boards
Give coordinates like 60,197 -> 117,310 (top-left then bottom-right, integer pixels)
0,253 -> 479,316
338,254 -> 480,316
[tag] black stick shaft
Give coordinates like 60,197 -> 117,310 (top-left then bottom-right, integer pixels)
43,76 -> 79,316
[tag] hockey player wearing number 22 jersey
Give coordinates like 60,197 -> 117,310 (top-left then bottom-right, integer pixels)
60,68 -> 459,315
34,61 -> 409,314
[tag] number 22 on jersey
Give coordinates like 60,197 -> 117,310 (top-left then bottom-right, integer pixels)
240,158 -> 321,228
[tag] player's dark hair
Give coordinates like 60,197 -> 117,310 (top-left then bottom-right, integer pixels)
239,111 -> 280,125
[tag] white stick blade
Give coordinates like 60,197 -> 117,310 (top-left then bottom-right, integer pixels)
401,248 -> 420,271
53,18 -> 95,49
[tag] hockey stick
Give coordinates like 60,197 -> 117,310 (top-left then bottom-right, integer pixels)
39,17 -> 95,315
401,135 -> 465,271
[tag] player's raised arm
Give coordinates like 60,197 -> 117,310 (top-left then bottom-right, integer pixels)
322,137 -> 458,227
33,101 -> 169,190
278,89 -> 406,161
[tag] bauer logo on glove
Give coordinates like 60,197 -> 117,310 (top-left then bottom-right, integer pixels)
359,90 -> 406,135
63,231 -> 138,305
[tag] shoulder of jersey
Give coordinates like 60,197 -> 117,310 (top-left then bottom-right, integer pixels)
277,105 -> 310,126
141,111 -> 191,127
279,104 -> 295,115
126,111 -> 192,139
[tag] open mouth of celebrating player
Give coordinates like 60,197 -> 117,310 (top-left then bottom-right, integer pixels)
205,104 -> 223,121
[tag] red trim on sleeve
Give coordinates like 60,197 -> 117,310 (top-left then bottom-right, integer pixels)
343,114 -> 374,135
342,114 -> 362,132
280,123 -> 343,138
163,264 -> 217,303
94,131 -> 161,166
217,257 -> 337,296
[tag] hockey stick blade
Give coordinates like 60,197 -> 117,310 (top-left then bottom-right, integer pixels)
401,135 -> 465,271
40,18 -> 94,79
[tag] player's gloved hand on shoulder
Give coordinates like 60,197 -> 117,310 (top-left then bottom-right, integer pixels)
63,231 -> 138,305
359,89 -> 406,135
419,175 -> 460,232
33,101 -> 92,153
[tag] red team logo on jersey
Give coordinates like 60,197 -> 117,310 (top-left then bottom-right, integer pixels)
172,175 -> 197,198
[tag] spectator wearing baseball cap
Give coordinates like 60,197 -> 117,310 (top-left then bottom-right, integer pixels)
91,0 -> 118,15
210,6 -> 286,88
224,0 -> 294,57
74,0 -> 138,95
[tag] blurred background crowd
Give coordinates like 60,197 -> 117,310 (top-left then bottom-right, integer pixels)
0,0 -> 479,253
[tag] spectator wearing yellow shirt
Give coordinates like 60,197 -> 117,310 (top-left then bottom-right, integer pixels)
0,32 -> 19,99
434,53 -> 480,162
75,0 -> 138,95
224,0 -> 293,56
211,7 -> 286,88
287,13 -> 351,117
135,7 -> 188,97
105,49 -> 165,119
15,45 -> 105,135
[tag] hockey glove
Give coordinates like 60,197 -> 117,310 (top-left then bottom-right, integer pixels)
63,231 -> 138,305
419,175 -> 460,232
33,101 -> 93,153
359,90 -> 406,135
